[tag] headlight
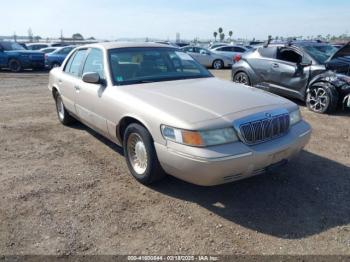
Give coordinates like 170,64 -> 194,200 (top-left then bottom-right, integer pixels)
289,109 -> 302,126
161,125 -> 239,147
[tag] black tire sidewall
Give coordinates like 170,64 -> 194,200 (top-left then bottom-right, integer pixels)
54,93 -> 74,125
234,72 -> 250,86
306,83 -> 338,114
123,124 -> 164,184
213,59 -> 224,69
9,59 -> 22,72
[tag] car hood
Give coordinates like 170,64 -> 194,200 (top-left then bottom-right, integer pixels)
328,41 -> 350,61
121,77 -> 293,126
326,42 -> 350,75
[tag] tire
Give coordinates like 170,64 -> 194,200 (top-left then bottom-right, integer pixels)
8,59 -> 22,72
123,123 -> 166,185
54,92 -> 76,125
306,83 -> 338,114
233,72 -> 251,86
212,59 -> 224,69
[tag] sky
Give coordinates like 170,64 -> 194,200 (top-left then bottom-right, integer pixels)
0,0 -> 349,40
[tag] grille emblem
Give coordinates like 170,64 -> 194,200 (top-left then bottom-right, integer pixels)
238,113 -> 290,145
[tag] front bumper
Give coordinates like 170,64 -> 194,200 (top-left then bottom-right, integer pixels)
155,121 -> 311,186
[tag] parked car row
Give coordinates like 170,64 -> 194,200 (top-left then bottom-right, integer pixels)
0,41 -> 77,72
232,40 -> 350,113
0,41 -> 45,72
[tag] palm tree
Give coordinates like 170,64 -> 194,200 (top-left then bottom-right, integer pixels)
220,33 -> 225,42
228,30 -> 233,40
213,32 -> 218,41
218,27 -> 223,34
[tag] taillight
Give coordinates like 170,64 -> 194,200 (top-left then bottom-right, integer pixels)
234,54 -> 241,63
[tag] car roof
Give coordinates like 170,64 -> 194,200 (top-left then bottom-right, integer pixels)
78,42 -> 176,50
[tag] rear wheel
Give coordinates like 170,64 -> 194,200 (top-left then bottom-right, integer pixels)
123,124 -> 166,185
212,59 -> 224,69
54,92 -> 76,125
234,72 -> 251,86
8,59 -> 22,72
306,83 -> 338,113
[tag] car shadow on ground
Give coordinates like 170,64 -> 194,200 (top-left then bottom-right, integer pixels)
151,150 -> 350,239
68,122 -> 350,240
70,122 -> 124,155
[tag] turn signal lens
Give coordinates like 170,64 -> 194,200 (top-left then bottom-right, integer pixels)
161,125 -> 239,147
182,130 -> 204,146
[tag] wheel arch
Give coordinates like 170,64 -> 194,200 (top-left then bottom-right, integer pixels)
117,116 -> 151,143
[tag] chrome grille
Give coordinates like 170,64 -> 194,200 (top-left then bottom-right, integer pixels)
239,113 -> 290,145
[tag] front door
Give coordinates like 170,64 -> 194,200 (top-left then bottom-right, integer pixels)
268,47 -> 310,99
76,48 -> 108,134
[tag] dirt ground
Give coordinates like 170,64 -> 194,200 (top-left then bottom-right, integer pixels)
0,70 -> 349,255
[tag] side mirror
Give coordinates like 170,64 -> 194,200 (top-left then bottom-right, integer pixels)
82,72 -> 100,84
299,60 -> 312,67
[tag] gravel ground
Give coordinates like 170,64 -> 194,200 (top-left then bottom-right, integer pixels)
0,70 -> 349,255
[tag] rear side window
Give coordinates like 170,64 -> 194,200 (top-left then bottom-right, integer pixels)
258,47 -> 277,59
82,48 -> 105,79
233,47 -> 246,52
64,49 -> 87,77
58,47 -> 73,55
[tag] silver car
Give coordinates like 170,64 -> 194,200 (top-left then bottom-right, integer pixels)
211,45 -> 249,60
181,46 -> 232,69
48,42 -> 311,186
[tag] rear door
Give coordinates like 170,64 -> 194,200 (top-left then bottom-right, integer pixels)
248,46 -> 278,87
58,48 -> 88,116
197,48 -> 213,66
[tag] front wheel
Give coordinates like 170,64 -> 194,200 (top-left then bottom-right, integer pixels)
306,83 -> 338,113
123,124 -> 166,185
233,72 -> 251,86
212,59 -> 224,69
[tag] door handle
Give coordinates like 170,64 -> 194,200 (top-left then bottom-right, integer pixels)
272,63 -> 279,68
58,79 -> 63,84
74,86 -> 81,91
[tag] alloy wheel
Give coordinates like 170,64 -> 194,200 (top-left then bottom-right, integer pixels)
234,73 -> 249,85
307,87 -> 330,113
213,60 -> 223,69
127,133 -> 148,175
56,95 -> 65,120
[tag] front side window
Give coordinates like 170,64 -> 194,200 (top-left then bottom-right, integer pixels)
82,48 -> 105,79
64,49 -> 87,77
109,47 -> 212,85
277,48 -> 302,64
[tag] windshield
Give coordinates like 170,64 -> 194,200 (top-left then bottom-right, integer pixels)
302,44 -> 338,64
1,42 -> 26,51
109,47 -> 212,85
